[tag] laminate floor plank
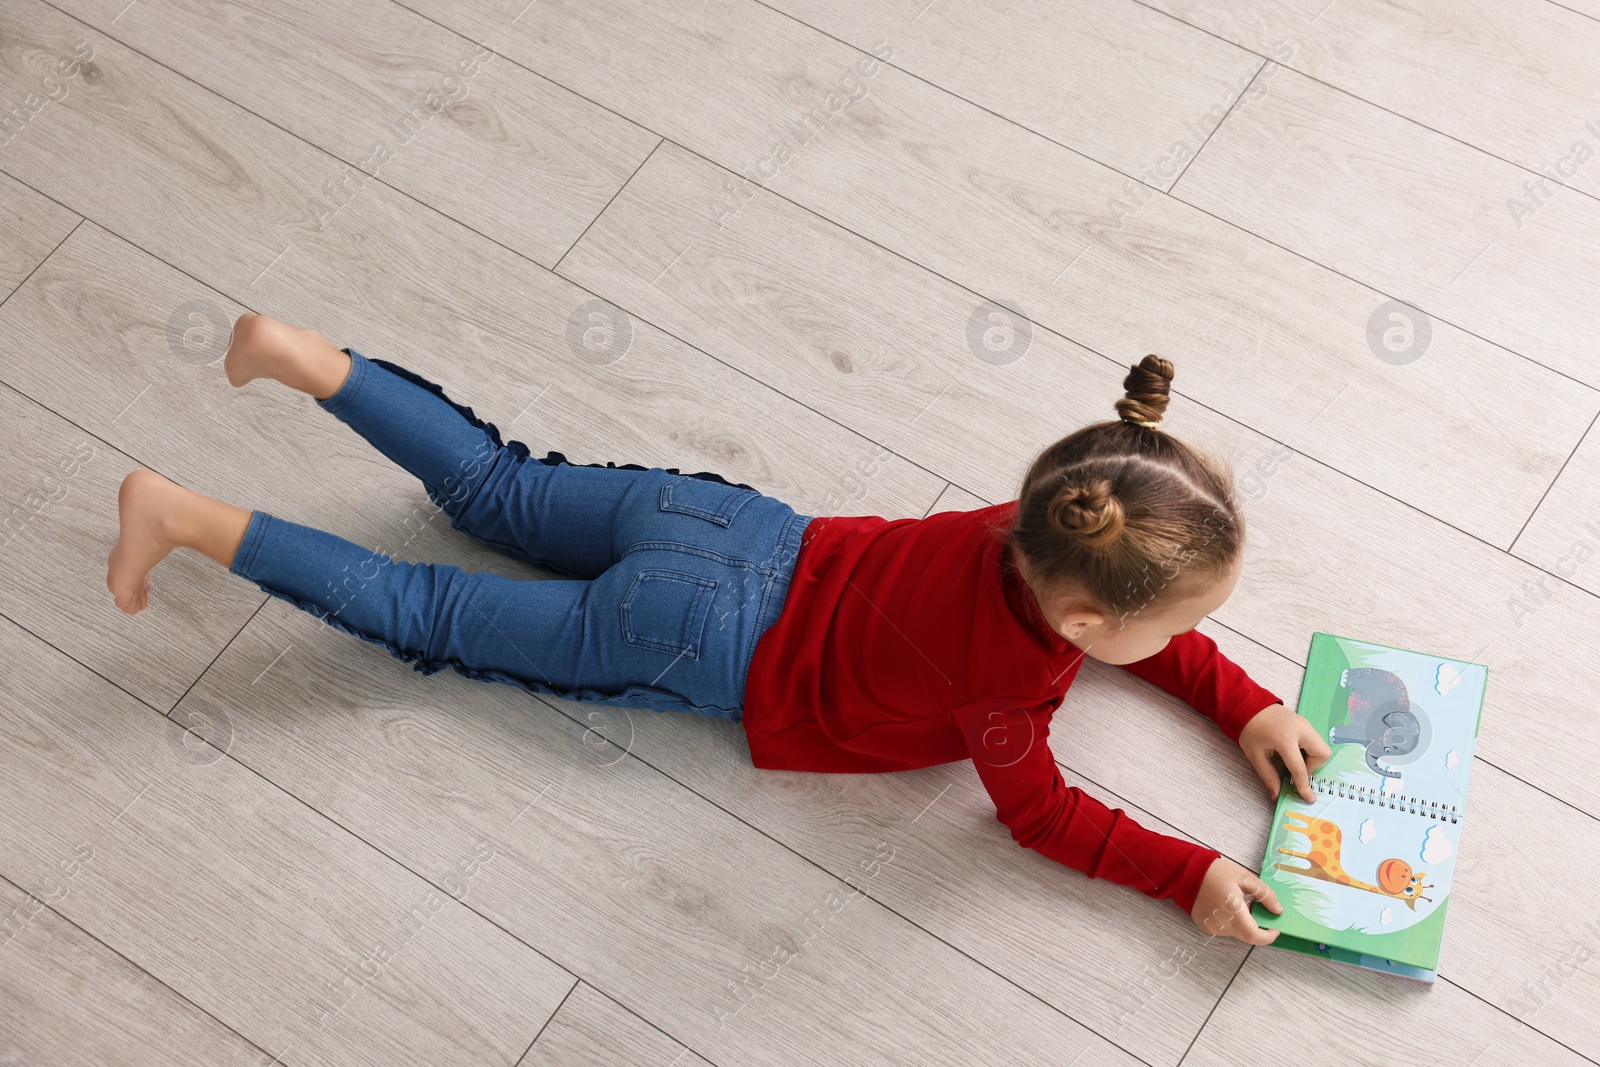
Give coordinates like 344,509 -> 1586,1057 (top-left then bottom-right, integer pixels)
407,0 -> 1575,546
761,0 -> 1262,189
1511,420 -> 1600,599
173,595 -> 1144,1067
555,139 -> 1600,822
926,482 -> 987,516
1186,945 -> 1591,1067
0,367 -> 264,710
0,613 -> 575,1067
560,133 -> 1577,554
1062,622 -> 1600,1059
0,877 -> 271,1067
1173,65 -> 1600,391
0,171 -> 77,301
0,2 -> 939,527
518,983 -> 712,1067
0,221 -> 534,711
48,0 -> 659,267
1139,0 -> 1600,202
592,699 -> 1248,1067
1,0 -> 1592,1061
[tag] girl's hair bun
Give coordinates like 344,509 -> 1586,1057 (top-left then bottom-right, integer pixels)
1115,354 -> 1175,429
1048,477 -> 1125,549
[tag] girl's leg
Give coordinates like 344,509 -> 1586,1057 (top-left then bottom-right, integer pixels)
107,470 -> 588,686
107,469 -> 750,715
222,313 -> 755,580
106,469 -> 252,615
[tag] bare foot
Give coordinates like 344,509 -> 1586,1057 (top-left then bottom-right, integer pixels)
107,469 -> 183,615
224,311 -> 292,388
223,311 -> 351,398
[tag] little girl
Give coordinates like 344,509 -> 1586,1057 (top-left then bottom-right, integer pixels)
108,313 -> 1331,944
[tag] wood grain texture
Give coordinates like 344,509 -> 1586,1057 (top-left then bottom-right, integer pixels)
0,2 -> 939,524
1184,945 -> 1592,1067
925,481 -> 988,515
519,983 -> 711,1067
1512,420 -> 1600,599
0,876 -> 269,1067
0,221 -> 536,711
395,0 -> 1581,545
764,0 -> 1261,189
1064,621 -> 1600,1059
49,0 -> 659,266
559,135 -> 1576,550
0,171 -> 76,300
176,595 -> 1144,1067
586,698 -> 1247,1067
1174,65 -> 1600,391
555,134 -> 1600,818
0,375 -> 264,709
0,612 -> 574,1067
1140,0 -> 1600,202
2,0 -> 1596,1061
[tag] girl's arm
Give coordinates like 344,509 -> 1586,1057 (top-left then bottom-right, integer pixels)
953,697 -> 1220,915
1119,628 -> 1330,803
1116,628 -> 1282,744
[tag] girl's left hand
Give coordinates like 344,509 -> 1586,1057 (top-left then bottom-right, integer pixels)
1238,703 -> 1332,804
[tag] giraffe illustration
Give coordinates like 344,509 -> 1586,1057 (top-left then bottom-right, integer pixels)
1273,811 -> 1434,911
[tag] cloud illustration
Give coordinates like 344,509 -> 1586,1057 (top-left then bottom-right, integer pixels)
1359,819 -> 1378,844
1446,749 -> 1460,770
1379,907 -> 1393,926
1422,825 -> 1455,865
1435,662 -> 1462,697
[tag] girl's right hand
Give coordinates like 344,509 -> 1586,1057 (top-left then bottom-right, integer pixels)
1190,857 -> 1282,945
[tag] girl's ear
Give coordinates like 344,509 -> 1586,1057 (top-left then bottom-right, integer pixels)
1056,608 -> 1105,641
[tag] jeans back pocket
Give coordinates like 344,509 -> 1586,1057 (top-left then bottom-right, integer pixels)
621,568 -> 717,659
658,475 -> 760,527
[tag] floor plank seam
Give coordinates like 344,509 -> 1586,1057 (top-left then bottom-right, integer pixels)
515,976 -> 580,1065
1183,618 -> 1600,827
546,223 -> 1600,588
5,171 -> 1599,832
1509,407 -> 1600,551
551,137 -> 668,276
1175,945 -> 1251,1066
1121,0 -> 1600,214
0,158 -> 958,541
746,0 -> 1600,293
1443,971 -> 1600,1067
0,215 -> 81,314
37,0 -> 1600,412
1545,0 -> 1600,25
5,11 -> 1594,567
3,648 -> 595,1028
4,3 -> 1597,1057
2,185 -> 1597,831
523,693 -> 1170,1067
0,869 -> 284,1065
1169,61 -> 1268,190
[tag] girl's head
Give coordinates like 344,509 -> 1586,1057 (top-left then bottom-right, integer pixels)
1005,355 -> 1243,665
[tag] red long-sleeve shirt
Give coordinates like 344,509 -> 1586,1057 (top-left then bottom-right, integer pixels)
742,501 -> 1283,915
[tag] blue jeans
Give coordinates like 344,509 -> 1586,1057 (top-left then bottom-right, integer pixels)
228,348 -> 814,721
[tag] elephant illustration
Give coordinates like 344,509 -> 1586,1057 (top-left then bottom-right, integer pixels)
1331,668 -> 1429,778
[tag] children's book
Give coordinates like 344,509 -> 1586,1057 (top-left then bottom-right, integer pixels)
1250,632 -> 1488,983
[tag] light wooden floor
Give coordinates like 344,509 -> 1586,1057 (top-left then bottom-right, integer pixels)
1,0 -> 1597,1063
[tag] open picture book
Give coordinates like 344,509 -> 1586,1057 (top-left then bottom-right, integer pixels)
1250,632 -> 1489,982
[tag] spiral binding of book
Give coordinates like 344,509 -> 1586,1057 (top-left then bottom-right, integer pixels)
1309,776 -> 1460,823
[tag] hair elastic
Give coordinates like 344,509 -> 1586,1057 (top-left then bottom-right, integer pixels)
1120,415 -> 1161,430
